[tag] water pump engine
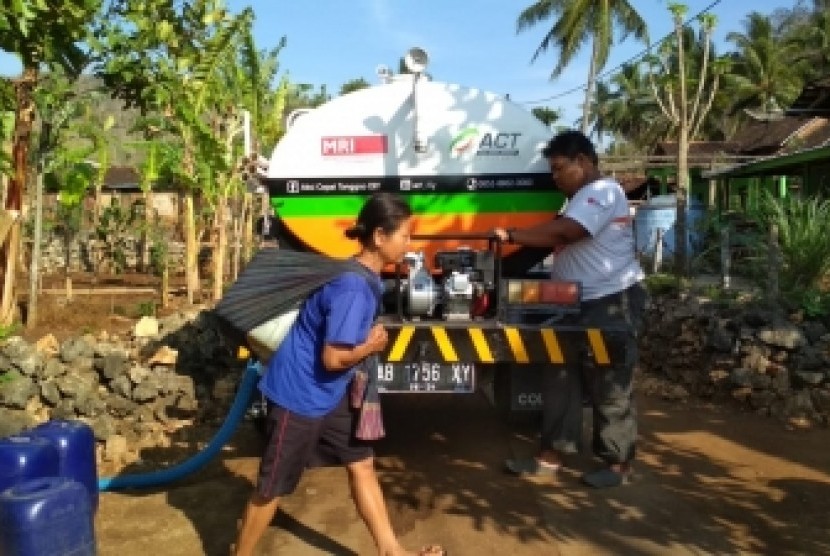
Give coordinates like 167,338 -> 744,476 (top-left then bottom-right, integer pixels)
401,247 -> 495,320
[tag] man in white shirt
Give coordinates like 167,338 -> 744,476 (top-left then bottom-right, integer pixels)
493,130 -> 646,488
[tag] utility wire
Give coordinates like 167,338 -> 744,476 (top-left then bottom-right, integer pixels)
517,0 -> 723,105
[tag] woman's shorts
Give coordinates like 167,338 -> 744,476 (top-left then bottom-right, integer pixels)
256,394 -> 374,498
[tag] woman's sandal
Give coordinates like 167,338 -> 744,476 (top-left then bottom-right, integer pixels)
418,544 -> 447,555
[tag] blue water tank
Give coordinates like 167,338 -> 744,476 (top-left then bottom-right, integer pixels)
0,476 -> 95,556
0,436 -> 59,494
633,194 -> 706,260
27,420 -> 99,512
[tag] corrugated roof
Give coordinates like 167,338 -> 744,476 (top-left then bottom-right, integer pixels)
727,116 -> 822,155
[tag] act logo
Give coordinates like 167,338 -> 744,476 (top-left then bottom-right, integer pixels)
449,127 -> 478,157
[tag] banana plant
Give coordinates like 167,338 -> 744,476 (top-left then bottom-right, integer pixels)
0,0 -> 103,325
29,68 -> 107,325
125,113 -> 180,273
91,0 -> 256,303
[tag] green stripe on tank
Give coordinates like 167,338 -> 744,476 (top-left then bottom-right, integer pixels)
272,191 -> 564,217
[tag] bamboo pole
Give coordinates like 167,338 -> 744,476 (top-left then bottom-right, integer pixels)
26,170 -> 43,329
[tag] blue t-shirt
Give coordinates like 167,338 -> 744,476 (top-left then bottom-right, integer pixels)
258,271 -> 381,418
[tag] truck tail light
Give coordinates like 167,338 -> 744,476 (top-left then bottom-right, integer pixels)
540,281 -> 579,305
505,280 -> 580,306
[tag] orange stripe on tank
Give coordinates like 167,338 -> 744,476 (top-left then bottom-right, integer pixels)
281,212 -> 557,259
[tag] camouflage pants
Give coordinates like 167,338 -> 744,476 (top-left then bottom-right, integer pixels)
540,282 -> 647,464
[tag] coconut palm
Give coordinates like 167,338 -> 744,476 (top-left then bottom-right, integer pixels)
726,12 -> 804,115
603,62 -> 668,148
786,7 -> 830,82
517,0 -> 648,134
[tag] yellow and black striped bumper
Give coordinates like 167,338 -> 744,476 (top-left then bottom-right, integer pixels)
382,324 -> 617,366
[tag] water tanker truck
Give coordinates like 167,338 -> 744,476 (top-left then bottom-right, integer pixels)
261,49 -> 620,414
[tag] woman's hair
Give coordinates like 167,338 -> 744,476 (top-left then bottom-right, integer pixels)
344,192 -> 412,246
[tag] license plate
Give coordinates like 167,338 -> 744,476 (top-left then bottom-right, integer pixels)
376,362 -> 476,393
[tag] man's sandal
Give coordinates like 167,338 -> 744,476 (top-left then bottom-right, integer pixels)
504,457 -> 561,477
581,466 -> 632,488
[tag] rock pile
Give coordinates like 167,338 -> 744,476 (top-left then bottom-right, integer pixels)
3,292 -> 828,469
640,294 -> 830,427
0,310 -> 245,466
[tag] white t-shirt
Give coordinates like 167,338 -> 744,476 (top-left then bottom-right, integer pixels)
550,177 -> 644,300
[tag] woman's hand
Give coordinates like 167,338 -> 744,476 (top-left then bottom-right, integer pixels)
322,324 -> 388,371
364,323 -> 388,354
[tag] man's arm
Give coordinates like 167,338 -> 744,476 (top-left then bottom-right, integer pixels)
496,216 -> 589,249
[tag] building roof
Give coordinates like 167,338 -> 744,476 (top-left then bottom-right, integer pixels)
653,141 -> 735,158
102,166 -> 141,189
702,143 -> 830,179
786,75 -> 830,117
727,115 -> 828,155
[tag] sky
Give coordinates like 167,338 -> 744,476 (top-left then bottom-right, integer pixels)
0,0 -> 785,127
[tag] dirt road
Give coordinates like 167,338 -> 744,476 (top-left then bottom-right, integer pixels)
95,388 -> 830,555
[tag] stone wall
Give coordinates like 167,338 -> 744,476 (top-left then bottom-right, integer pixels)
0,310 -> 245,466
36,234 -> 187,275
640,295 -> 830,426
2,295 -> 829,467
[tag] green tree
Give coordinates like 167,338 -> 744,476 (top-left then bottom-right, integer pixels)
92,0 -> 257,303
726,12 -> 803,115
517,0 -> 648,135
531,106 -> 560,128
646,3 -> 724,275
785,5 -> 830,83
339,78 -> 371,96
603,62 -> 668,149
0,0 -> 103,325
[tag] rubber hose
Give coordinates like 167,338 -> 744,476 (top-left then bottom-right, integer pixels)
98,360 -> 261,491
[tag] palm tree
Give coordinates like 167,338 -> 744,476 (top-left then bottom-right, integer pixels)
588,81 -> 616,145
786,7 -> 830,82
726,12 -> 803,115
531,106 -> 561,129
603,62 -> 667,148
517,0 -> 648,134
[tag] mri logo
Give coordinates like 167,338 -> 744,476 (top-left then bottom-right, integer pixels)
449,127 -> 478,157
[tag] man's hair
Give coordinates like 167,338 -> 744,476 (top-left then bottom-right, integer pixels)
541,130 -> 598,166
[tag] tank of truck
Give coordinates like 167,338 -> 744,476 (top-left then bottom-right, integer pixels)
265,73 -> 563,260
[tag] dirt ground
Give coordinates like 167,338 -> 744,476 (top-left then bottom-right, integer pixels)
18,271 -> 195,342
14,279 -> 830,556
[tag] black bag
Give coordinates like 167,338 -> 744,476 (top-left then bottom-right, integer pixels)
214,248 -> 378,361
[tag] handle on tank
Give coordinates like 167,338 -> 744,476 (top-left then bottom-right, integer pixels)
98,360 -> 260,491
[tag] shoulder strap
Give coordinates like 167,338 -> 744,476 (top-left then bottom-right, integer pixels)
343,260 -> 383,319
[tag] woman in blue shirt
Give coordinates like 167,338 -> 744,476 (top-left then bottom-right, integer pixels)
234,193 -> 445,556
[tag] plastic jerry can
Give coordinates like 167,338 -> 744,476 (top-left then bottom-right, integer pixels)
0,476 -> 96,556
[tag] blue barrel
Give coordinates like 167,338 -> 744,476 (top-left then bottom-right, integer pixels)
0,436 -> 59,494
0,476 -> 95,556
633,194 -> 705,260
27,421 -> 99,512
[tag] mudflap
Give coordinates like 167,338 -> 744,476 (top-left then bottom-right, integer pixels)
491,363 -> 544,424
